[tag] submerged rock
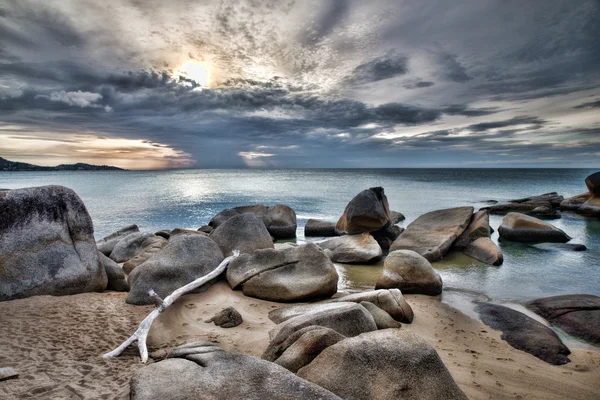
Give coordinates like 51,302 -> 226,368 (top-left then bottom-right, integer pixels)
210,213 -> 274,257
99,253 -> 129,292
317,233 -> 382,264
304,219 -> 340,237
531,243 -> 587,252
527,294 -> 600,345
227,243 -> 338,302
336,187 -> 392,234
463,237 -> 504,266
297,330 -> 469,400
131,341 -> 341,400
126,235 -> 224,305
209,204 -> 297,239
476,302 -> 571,365
206,306 -> 243,328
375,250 -> 443,296
0,185 -> 107,301
389,206 -> 474,261
498,212 -> 571,243
96,224 -> 140,256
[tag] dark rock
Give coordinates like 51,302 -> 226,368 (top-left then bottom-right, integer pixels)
226,243 -> 338,302
375,250 -> 442,295
531,243 -> 587,252
476,302 -> 571,365
453,210 -> 491,250
304,219 -> 340,237
530,206 -> 561,219
210,213 -> 274,257
122,235 -> 168,274
359,301 -> 402,329
527,294 -> 600,345
463,237 -> 503,266
0,185 -> 107,301
131,341 -> 341,400
126,235 -> 224,305
109,232 -> 156,263
0,367 -> 19,382
390,210 -> 405,223
154,230 -> 171,239
97,224 -> 140,256
585,172 -> 600,196
170,228 -> 208,237
209,204 -> 297,239
578,195 -> 600,218
390,206 -> 474,261
99,253 -> 129,291
371,224 -> 403,251
329,289 -> 414,323
197,225 -> 213,234
498,212 -> 571,243
560,192 -> 591,211
336,187 -> 392,234
206,306 -> 243,328
297,329 -> 468,400
317,233 -> 382,264
510,192 -> 565,207
483,201 -> 554,215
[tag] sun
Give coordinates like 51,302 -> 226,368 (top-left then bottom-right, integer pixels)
177,62 -> 211,87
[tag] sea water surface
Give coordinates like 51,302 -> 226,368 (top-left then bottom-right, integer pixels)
2,168 -> 599,311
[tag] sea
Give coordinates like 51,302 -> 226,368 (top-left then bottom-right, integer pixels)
2,168 -> 599,322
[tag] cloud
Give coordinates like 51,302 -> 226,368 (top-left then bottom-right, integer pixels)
45,90 -> 103,108
437,53 -> 472,82
347,52 -> 409,85
574,99 -> 600,109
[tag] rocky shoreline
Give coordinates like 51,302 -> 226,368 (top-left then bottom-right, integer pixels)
1,172 -> 599,399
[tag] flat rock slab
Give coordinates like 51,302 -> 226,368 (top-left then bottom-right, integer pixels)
318,233 -> 382,264
527,294 -> 600,345
0,367 -> 18,381
476,302 -> 571,365
390,206 -> 474,261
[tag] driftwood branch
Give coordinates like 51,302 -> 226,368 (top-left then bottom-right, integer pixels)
103,251 -> 240,363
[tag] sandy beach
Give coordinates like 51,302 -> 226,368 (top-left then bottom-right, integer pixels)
1,281 -> 598,399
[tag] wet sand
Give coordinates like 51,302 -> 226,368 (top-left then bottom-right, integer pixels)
0,281 -> 599,399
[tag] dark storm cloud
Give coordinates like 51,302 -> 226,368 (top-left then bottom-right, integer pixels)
467,116 -> 546,132
347,52 -> 409,85
574,99 -> 600,109
403,80 -> 435,89
437,53 -> 472,83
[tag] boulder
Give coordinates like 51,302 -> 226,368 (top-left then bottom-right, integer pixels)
510,192 -> 565,207
371,225 -> 403,251
578,195 -> 600,218
154,229 -> 171,239
390,210 -> 405,223
170,228 -> 208,237
266,303 -> 377,357
131,341 -> 341,400
585,171 -> 600,195
483,200 -> 555,216
560,192 -> 591,211
329,289 -> 414,323
304,219 -> 339,237
210,213 -> 274,257
375,250 -> 443,296
99,253 -> 129,291
109,232 -> 156,263
390,206 -> 474,261
359,301 -> 402,329
122,235 -> 168,274
209,204 -> 297,239
476,302 -> 571,365
498,212 -> 571,243
226,243 -> 338,302
96,224 -> 140,256
297,330 -> 468,400
269,302 -> 362,324
126,235 -> 224,305
317,233 -> 382,264
463,237 -> 503,266
453,210 -> 491,249
270,327 -> 347,373
197,225 -> 213,234
336,187 -> 392,234
0,185 -> 107,301
527,294 -> 600,345
206,306 -> 243,328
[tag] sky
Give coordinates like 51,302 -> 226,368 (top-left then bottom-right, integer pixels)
0,0 -> 599,169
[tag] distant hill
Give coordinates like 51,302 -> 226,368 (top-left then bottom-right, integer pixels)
0,157 -> 125,171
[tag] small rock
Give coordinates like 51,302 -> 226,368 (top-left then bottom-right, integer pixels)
206,306 -> 243,328
0,367 -> 18,381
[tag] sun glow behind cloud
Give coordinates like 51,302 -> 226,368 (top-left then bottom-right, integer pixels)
176,62 -> 211,87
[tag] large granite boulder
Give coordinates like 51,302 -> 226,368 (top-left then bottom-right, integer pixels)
585,172 -> 600,195
0,186 -> 107,301
375,250 -> 442,295
498,212 -> 571,243
297,329 -> 468,400
359,301 -> 402,329
463,237 -> 503,266
389,206 -> 474,261
99,253 -> 129,291
269,302 -> 365,324
476,303 -> 571,365
527,294 -> 600,345
131,341 -> 341,400
209,213 -> 274,257
96,224 -> 140,256
126,235 -> 224,305
209,204 -> 297,239
336,187 -> 391,234
122,235 -> 168,274
317,233 -> 382,264
329,289 -> 414,323
578,195 -> 600,218
560,192 -> 591,211
109,232 -> 155,263
226,243 -> 338,302
304,219 -> 340,237
453,210 -> 491,249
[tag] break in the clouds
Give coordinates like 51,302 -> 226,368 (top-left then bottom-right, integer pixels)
0,0 -> 599,169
